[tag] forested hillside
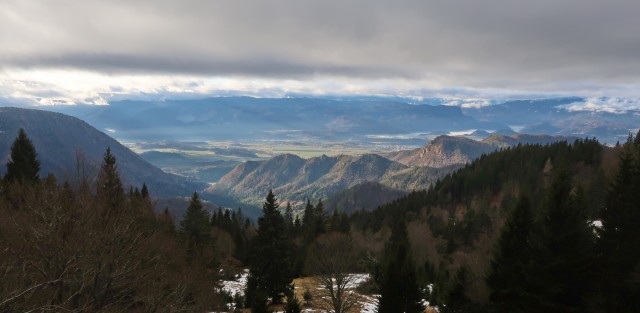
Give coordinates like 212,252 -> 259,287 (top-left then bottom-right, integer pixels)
350,136 -> 640,312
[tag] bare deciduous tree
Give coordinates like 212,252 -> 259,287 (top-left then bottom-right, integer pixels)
306,232 -> 364,313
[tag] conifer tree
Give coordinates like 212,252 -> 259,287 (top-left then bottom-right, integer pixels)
179,192 -> 211,261
486,195 -> 535,312
596,135 -> 640,311
314,199 -> 327,234
524,169 -> 595,313
284,201 -> 294,233
96,147 -> 124,210
249,190 -> 294,305
377,219 -> 424,313
443,266 -> 474,313
302,199 -> 314,229
141,182 -> 149,199
5,128 -> 40,183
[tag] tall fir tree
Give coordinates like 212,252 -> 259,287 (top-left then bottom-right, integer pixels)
302,199 -> 314,229
179,192 -> 211,261
284,201 -> 294,234
377,219 -> 425,313
443,266 -> 474,313
596,134 -> 640,311
524,169 -> 595,313
96,147 -> 124,210
314,199 -> 326,234
486,195 -> 535,312
5,128 -> 40,183
248,190 -> 294,305
140,182 -> 149,199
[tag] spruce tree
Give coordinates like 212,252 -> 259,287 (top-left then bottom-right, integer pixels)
141,182 -> 149,199
5,128 -> 40,183
377,219 -> 424,313
284,201 -> 294,234
596,136 -> 640,311
314,199 -> 327,234
249,190 -> 294,304
486,195 -> 535,312
524,169 -> 595,313
96,147 -> 124,210
179,192 -> 211,261
302,199 -> 314,229
443,266 -> 474,313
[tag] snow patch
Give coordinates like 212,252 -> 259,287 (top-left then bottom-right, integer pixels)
221,269 -> 249,297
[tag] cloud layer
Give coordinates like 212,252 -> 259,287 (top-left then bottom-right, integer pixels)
2,0 -> 640,102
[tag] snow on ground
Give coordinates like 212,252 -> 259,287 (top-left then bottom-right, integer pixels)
345,273 -> 371,289
359,294 -> 379,313
218,271 -> 437,312
221,269 -> 249,297
591,220 -> 603,228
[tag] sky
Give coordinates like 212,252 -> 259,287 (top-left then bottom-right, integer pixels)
1,0 -> 640,107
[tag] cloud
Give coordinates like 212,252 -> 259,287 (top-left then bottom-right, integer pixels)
443,99 -> 496,109
2,0 -> 640,100
561,97 -> 640,114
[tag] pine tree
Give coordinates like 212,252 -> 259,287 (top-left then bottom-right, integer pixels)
486,195 -> 535,312
179,192 -> 211,261
5,128 -> 40,183
596,135 -> 640,311
377,219 -> 424,313
249,190 -> 294,304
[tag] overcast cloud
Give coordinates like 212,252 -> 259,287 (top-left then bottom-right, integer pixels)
1,0 -> 640,104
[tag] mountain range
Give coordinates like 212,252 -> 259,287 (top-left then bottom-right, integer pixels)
207,133 -> 577,209
43,96 -> 636,145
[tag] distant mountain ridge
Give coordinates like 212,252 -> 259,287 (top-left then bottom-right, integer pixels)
0,107 -> 204,196
386,134 -> 579,167
385,135 -> 497,167
41,96 -> 638,146
208,133 -> 577,209
207,153 -> 410,206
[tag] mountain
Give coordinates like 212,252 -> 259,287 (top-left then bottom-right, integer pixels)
386,135 -> 497,167
461,97 -> 638,143
47,97 -> 505,145
386,134 -> 579,168
207,153 -> 414,206
210,133 -> 579,209
0,107 -> 204,196
36,96 -> 638,148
